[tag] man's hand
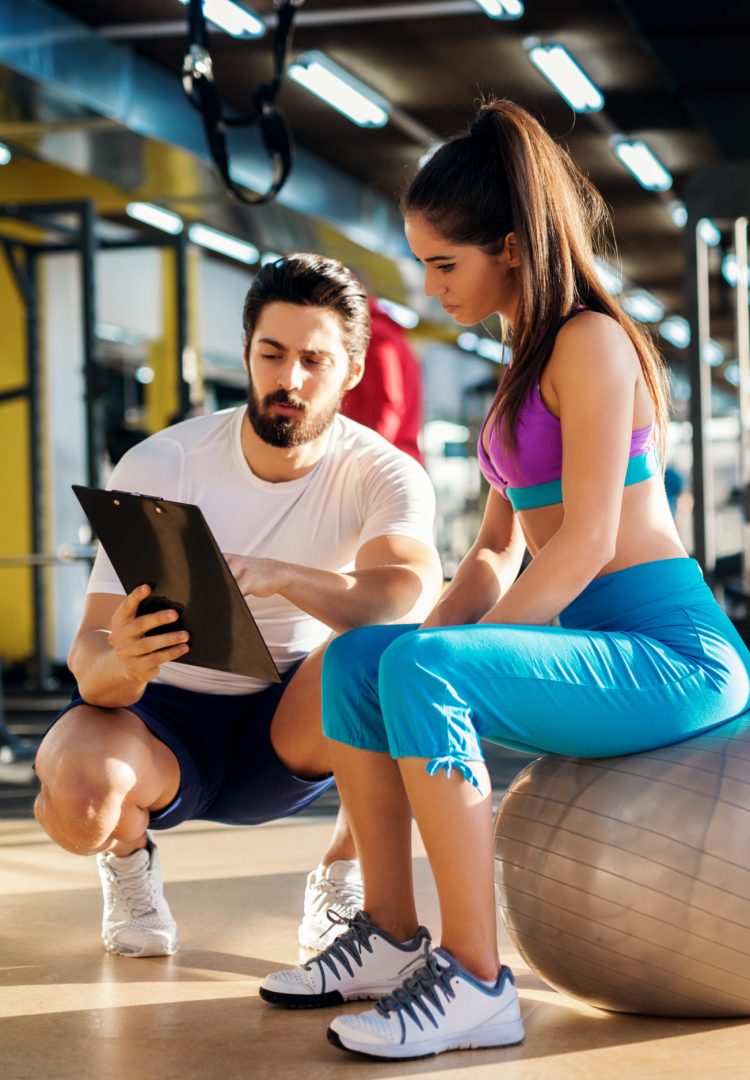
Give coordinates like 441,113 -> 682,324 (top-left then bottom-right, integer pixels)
108,584 -> 191,684
224,554 -> 290,598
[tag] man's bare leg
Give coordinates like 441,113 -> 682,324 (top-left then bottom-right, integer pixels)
34,704 -> 180,856
270,644 -> 361,946
34,705 -> 181,957
269,644 -> 356,864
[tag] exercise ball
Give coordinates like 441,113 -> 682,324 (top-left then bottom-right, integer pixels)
494,712 -> 750,1017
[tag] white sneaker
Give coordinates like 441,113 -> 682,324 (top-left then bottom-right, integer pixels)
298,860 -> 364,950
260,911 -> 431,1009
96,837 -> 178,958
327,948 -> 524,1060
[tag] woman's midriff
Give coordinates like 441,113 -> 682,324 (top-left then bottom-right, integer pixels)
518,474 -> 687,576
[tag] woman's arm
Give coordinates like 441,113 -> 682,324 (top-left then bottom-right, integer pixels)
421,488 -> 526,628
480,313 -> 641,626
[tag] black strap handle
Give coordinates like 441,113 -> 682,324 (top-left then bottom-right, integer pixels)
182,0 -> 303,206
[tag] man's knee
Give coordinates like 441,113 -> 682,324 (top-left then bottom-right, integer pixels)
34,709 -> 140,854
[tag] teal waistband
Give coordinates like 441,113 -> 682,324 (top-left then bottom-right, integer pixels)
507,447 -> 660,511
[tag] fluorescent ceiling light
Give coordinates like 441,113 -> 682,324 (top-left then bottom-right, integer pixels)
611,138 -> 673,191
377,298 -> 419,329
289,51 -> 390,128
722,253 -> 738,286
622,288 -> 665,323
724,363 -> 740,387
721,254 -> 750,303
668,200 -> 687,228
0,142 -> 11,165
457,333 -> 479,352
260,251 -> 282,266
175,0 -> 265,39
659,316 -> 690,348
188,224 -> 259,264
594,256 -> 623,295
702,339 -> 725,366
419,143 -> 444,168
126,202 -> 183,234
135,365 -> 156,385
457,332 -> 509,364
475,338 -> 507,362
527,44 -> 604,112
473,0 -> 524,18
697,218 -> 721,247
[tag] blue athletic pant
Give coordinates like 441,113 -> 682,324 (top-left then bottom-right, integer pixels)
322,559 -> 750,788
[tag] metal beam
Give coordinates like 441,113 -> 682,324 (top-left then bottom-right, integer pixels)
100,3 -> 481,39
0,0 -> 410,259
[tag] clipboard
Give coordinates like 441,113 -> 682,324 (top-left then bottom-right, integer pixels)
72,485 -> 281,683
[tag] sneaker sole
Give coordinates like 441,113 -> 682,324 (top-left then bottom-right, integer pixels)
259,985 -> 397,1010
326,1019 -> 525,1060
103,937 -> 179,959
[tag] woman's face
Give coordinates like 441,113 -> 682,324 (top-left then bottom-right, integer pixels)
404,212 -> 520,326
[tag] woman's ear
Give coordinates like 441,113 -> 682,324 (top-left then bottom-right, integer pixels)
505,231 -> 521,268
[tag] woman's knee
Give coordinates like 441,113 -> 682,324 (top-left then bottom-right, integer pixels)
377,630 -> 483,761
322,624 -> 419,750
377,629 -> 441,697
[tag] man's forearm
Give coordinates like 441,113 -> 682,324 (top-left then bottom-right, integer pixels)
69,630 -> 147,709
276,561 -> 433,632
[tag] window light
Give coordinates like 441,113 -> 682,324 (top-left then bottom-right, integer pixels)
473,0 -> 524,18
176,0 -> 265,39
611,138 -> 673,191
188,224 -> 259,264
527,44 -> 604,113
622,289 -> 665,323
126,202 -> 183,235
289,51 -> 390,128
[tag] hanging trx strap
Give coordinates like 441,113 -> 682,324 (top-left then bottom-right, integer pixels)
182,0 -> 303,206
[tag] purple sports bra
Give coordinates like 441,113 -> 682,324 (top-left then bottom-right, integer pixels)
476,311 -> 658,511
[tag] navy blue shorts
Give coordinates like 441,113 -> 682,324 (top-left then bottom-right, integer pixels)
50,665 -> 335,830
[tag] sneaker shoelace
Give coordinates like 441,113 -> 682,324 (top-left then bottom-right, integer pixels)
105,856 -> 157,919
311,873 -> 364,915
305,911 -> 376,981
374,950 -> 456,1031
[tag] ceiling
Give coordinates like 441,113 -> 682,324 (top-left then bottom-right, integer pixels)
2,0 -> 750,389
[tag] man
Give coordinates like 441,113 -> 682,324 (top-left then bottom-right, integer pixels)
34,254 -> 442,958
341,296 -> 424,464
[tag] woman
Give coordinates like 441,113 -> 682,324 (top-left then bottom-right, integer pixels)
260,99 -> 750,1060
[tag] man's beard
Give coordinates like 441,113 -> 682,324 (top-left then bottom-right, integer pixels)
246,384 -> 343,448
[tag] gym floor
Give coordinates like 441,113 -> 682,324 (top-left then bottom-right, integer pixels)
2,806 -> 750,1079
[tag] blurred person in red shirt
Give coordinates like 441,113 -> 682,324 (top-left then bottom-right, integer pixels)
341,297 -> 424,464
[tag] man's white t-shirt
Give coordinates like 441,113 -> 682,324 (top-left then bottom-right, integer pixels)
87,407 -> 437,695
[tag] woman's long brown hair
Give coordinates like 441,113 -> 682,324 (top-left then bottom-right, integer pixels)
402,98 -> 669,461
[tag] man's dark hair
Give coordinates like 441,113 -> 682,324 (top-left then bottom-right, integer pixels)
242,253 -> 371,367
